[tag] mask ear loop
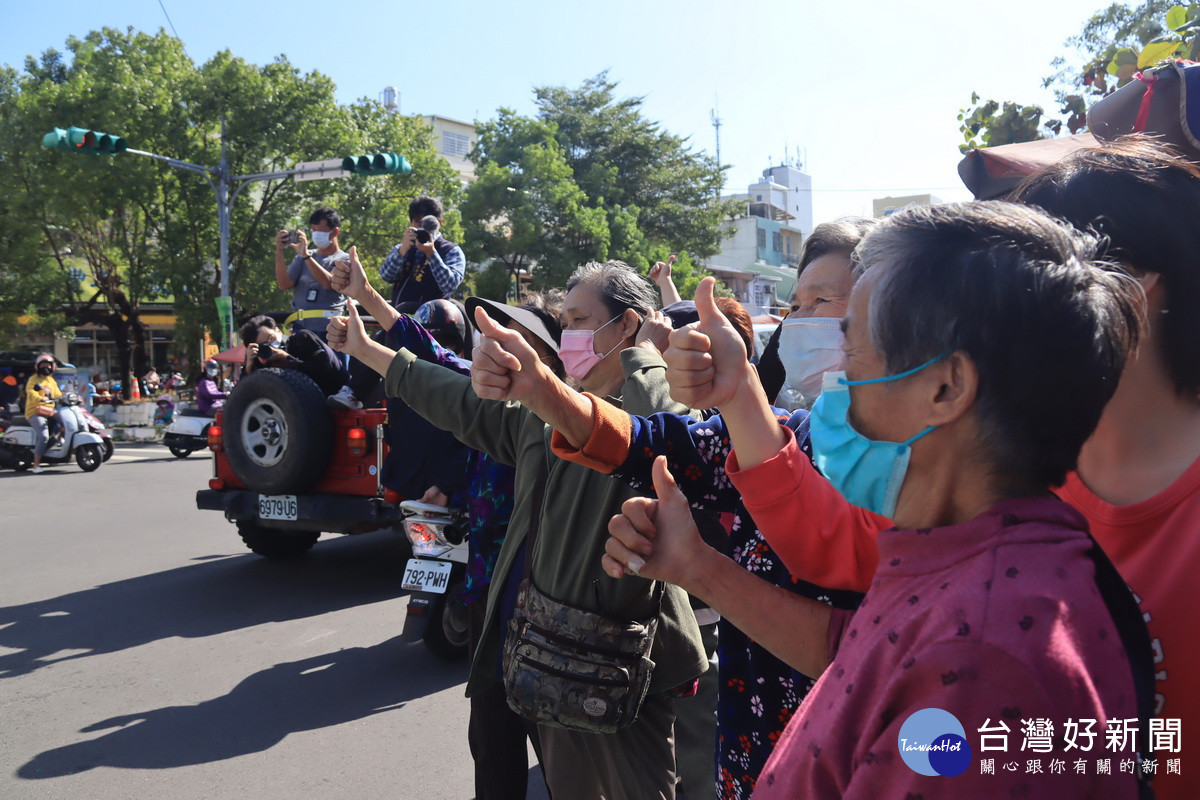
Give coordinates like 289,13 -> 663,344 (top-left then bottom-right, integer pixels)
838,351 -> 953,387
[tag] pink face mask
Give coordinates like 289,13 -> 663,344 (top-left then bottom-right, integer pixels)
559,314 -> 623,382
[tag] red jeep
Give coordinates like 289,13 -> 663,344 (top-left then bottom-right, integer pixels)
195,366 -> 404,558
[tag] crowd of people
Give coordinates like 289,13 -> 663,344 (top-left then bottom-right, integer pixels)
142,134 -> 1193,800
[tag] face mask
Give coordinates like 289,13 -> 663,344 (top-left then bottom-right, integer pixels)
37,364 -> 53,376
559,314 -> 624,382
777,318 -> 844,411
809,353 -> 946,519
311,230 -> 332,248
271,329 -> 284,345
205,367 -> 218,378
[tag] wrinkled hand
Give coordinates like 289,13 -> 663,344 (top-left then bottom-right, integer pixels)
471,307 -> 553,403
329,245 -> 367,298
648,254 -> 676,288
419,486 -> 450,507
603,457 -> 707,590
664,276 -> 747,410
634,310 -> 672,356
327,302 -> 371,359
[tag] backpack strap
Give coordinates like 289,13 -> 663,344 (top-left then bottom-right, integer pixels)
1086,537 -> 1156,800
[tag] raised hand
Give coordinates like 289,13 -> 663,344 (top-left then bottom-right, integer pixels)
603,456 -> 708,591
471,306 -> 552,403
330,245 -> 367,298
664,276 -> 748,409
633,310 -> 672,356
326,302 -> 370,359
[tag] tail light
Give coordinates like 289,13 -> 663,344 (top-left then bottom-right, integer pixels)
346,427 -> 367,457
207,425 -> 223,452
383,489 -> 402,504
402,516 -> 455,556
208,478 -> 226,490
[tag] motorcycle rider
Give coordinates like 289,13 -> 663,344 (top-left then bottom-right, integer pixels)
196,360 -> 227,415
25,354 -> 76,474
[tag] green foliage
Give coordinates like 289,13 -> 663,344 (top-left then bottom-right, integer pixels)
0,27 -> 459,375
470,261 -> 515,302
958,2 -> 1200,149
463,73 -> 738,292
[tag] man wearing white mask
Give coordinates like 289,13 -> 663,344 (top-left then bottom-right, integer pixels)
758,218 -> 875,411
274,206 -> 348,341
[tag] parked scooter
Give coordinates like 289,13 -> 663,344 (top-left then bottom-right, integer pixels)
399,500 -> 471,660
162,406 -> 216,458
0,394 -> 107,472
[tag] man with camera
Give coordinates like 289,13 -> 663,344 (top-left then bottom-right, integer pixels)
378,195 -> 465,314
274,206 -> 349,340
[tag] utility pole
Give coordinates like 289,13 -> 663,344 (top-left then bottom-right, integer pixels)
710,99 -> 723,198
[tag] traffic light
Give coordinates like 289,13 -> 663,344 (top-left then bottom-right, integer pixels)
42,126 -> 127,156
341,152 -> 411,175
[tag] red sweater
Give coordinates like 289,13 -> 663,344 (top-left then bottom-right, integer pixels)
750,499 -> 1139,800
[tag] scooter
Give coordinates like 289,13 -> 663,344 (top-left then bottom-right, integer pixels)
399,500 -> 471,661
163,406 -> 217,458
77,404 -> 114,462
0,400 -> 107,472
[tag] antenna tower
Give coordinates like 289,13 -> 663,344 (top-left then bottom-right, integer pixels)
710,99 -> 723,197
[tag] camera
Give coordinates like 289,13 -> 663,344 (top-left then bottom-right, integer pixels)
287,230 -> 301,244
415,228 -> 432,245
256,343 -> 277,361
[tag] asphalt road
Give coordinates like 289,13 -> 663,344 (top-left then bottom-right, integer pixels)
0,444 -> 550,800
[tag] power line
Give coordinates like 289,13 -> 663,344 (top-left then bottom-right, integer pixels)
156,0 -> 190,59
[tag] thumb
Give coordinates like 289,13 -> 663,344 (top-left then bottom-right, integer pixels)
474,306 -> 507,340
694,276 -> 724,326
346,302 -> 360,322
650,456 -> 686,511
349,244 -> 358,262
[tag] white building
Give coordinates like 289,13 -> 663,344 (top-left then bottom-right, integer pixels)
422,115 -> 477,184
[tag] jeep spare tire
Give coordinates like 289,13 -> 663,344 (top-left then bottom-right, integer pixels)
223,367 -> 332,494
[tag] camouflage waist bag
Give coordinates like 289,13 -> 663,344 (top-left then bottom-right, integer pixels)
502,578 -> 659,734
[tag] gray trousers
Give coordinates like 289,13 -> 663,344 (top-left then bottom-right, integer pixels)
539,691 -> 677,800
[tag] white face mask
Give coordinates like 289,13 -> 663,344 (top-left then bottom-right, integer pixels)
311,230 -> 332,248
776,317 -> 845,411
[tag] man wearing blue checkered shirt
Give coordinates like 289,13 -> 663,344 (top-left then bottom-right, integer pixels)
379,195 -> 466,313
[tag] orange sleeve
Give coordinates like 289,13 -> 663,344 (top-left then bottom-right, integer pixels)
726,426 -> 889,593
549,393 -> 633,475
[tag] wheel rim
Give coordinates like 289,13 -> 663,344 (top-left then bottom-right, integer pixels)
443,597 -> 470,648
240,398 -> 290,467
79,447 -> 99,469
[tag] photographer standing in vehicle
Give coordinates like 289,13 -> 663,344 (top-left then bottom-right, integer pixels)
379,195 -> 465,314
274,206 -> 349,341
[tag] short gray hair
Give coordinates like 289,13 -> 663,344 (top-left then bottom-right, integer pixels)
566,260 -> 658,319
854,200 -> 1142,492
800,217 -> 877,273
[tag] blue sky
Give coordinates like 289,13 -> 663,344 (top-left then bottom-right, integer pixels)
5,0 -> 1116,222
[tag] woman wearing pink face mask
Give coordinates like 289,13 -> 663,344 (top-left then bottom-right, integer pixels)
328,259 -> 708,800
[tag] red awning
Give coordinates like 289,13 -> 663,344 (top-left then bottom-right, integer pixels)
211,344 -> 246,363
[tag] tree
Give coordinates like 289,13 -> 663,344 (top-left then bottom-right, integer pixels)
0,27 -> 460,391
957,2 -> 1200,151
462,73 -> 738,291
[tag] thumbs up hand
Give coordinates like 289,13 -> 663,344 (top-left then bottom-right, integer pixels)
664,276 -> 748,410
470,306 -> 553,403
327,302 -> 370,359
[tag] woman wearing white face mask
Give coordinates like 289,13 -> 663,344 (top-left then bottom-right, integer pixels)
759,218 -> 875,411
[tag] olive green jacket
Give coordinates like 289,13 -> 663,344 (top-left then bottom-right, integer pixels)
385,347 -> 708,697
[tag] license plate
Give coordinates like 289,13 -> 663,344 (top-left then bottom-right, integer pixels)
258,494 -> 298,521
402,558 -> 453,594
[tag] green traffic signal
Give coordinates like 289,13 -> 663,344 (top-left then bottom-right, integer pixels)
42,126 -> 127,156
341,151 -> 411,175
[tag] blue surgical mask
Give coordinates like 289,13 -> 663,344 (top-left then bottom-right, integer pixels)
311,230 -> 332,248
809,353 -> 946,519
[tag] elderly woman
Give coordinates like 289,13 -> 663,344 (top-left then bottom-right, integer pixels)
328,259 -> 706,800
606,202 -> 1146,798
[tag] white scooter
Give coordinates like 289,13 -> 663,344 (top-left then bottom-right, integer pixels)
162,406 -> 217,458
399,500 -> 471,661
0,397 -> 107,472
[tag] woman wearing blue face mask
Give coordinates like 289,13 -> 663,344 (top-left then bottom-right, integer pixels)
606,202 -> 1151,800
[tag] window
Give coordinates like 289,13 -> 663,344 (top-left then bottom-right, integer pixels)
772,232 -> 782,252
756,194 -> 763,201
756,228 -> 767,248
442,130 -> 471,158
